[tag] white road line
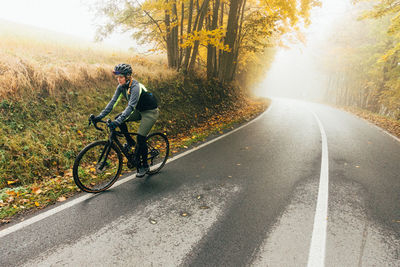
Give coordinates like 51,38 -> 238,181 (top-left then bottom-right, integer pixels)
22,185 -> 241,267
307,110 -> 330,267
334,108 -> 400,143
0,102 -> 273,239
356,116 -> 400,143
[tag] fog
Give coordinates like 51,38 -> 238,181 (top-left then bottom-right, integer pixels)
254,0 -> 352,102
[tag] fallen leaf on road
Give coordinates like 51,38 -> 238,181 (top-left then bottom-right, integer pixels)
35,201 -> 40,207
199,205 -> 210,209
149,218 -> 157,224
57,196 -> 66,202
180,212 -> 189,217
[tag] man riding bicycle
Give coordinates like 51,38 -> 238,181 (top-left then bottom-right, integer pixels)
91,63 -> 159,178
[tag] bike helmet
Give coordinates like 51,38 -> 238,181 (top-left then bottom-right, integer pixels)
113,63 -> 132,76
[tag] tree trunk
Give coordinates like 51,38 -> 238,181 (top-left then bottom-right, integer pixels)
165,0 -> 174,68
182,0 -> 194,71
172,1 -> 179,68
217,0 -> 224,76
188,0 -> 210,71
230,0 -> 246,81
218,0 -> 243,82
207,0 -> 220,79
179,2 -> 184,69
165,0 -> 179,68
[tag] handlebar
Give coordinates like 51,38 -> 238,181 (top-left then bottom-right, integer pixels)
88,114 -> 112,132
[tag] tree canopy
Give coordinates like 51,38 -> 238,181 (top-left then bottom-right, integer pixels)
95,0 -> 321,83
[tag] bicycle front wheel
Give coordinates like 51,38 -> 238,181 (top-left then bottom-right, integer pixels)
73,141 -> 123,193
146,133 -> 169,175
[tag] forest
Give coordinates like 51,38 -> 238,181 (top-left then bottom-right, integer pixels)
95,0 -> 321,85
320,0 -> 400,119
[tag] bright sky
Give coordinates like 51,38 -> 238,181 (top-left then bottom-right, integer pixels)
0,0 -> 136,50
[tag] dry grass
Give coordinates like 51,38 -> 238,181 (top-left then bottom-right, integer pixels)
0,20 -> 176,100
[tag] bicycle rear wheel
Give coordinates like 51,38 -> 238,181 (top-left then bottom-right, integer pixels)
73,140 -> 122,193
146,133 -> 169,175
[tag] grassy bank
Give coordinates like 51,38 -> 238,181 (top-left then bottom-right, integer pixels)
0,82 -> 269,222
0,21 -> 270,223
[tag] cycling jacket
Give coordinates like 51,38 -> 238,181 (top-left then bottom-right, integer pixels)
98,79 -> 158,125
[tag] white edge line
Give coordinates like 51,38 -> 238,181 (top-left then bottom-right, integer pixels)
358,116 -> 400,143
338,108 -> 400,143
0,101 -> 274,239
307,110 -> 329,267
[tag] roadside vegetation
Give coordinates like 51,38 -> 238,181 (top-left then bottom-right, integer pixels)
0,21 -> 268,223
318,1 -> 400,122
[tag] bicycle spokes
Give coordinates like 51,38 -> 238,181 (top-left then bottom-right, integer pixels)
145,133 -> 169,174
76,142 -> 120,191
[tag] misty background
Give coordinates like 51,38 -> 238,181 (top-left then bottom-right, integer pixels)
255,0 -> 351,101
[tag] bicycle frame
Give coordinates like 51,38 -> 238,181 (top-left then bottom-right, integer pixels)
110,130 -> 138,157
91,119 -> 139,169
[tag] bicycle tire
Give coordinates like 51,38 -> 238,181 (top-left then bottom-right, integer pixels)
73,140 -> 123,193
146,132 -> 169,175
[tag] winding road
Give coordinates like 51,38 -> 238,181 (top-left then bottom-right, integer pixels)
1,98 -> 399,267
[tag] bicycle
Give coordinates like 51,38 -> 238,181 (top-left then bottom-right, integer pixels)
73,114 -> 169,193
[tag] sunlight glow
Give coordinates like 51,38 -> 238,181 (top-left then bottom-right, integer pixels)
255,0 -> 352,101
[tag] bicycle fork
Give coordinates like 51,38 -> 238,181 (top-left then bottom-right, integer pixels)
97,136 -> 114,171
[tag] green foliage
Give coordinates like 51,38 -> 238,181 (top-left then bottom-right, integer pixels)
0,71 -> 244,190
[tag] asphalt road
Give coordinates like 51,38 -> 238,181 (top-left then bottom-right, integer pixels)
1,98 -> 399,267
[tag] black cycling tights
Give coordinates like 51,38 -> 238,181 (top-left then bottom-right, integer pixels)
118,122 -> 135,145
136,134 -> 148,168
117,121 -> 147,168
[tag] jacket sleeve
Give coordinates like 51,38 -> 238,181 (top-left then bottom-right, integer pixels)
98,86 -> 123,119
114,82 -> 140,125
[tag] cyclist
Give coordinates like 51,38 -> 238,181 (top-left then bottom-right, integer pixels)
91,63 -> 159,177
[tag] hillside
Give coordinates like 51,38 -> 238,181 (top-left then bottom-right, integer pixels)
0,20 -> 269,222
